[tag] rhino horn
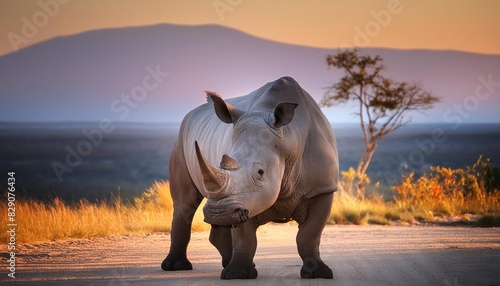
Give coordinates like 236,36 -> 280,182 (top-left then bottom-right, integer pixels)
195,141 -> 229,195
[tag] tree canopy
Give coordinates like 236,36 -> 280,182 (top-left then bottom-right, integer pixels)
321,49 -> 440,198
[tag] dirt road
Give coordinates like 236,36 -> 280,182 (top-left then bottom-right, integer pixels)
2,224 -> 499,285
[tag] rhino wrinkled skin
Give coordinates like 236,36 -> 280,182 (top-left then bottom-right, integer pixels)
161,77 -> 338,279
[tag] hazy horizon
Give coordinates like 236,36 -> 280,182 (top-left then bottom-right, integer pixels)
2,121 -> 498,202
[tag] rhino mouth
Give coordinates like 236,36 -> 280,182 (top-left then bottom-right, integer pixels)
203,199 -> 249,226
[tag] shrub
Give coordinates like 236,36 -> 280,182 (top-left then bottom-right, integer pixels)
393,156 -> 500,216
331,156 -> 500,226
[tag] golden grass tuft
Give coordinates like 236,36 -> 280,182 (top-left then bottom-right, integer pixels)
330,185 -> 399,225
0,181 -> 208,244
330,157 -> 500,226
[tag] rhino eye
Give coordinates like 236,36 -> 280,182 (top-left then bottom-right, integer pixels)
257,169 -> 265,176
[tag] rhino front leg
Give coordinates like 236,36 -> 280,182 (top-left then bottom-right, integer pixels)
161,199 -> 201,271
221,221 -> 258,279
161,171 -> 203,271
296,192 -> 334,279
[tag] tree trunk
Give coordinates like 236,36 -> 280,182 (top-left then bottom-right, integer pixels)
356,142 -> 377,200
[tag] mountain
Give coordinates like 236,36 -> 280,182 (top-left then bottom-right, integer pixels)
1,24 -> 499,123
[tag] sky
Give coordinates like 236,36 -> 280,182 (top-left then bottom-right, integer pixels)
1,0 -> 500,57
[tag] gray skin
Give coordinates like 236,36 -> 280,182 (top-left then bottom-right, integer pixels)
161,76 -> 338,279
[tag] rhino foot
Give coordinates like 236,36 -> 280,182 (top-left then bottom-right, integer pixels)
300,262 -> 333,279
161,257 -> 192,271
221,265 -> 258,279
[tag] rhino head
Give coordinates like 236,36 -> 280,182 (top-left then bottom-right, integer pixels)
196,92 -> 298,227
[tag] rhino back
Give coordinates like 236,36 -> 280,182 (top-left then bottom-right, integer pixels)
284,81 -> 339,197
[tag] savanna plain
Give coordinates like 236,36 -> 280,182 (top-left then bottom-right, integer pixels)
1,122 -> 499,285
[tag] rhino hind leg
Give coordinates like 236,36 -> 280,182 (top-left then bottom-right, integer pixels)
209,226 -> 233,268
296,192 -> 334,279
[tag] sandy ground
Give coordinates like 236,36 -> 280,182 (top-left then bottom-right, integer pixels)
2,224 -> 500,286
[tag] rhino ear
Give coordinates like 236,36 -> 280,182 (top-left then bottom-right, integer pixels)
271,102 -> 298,128
205,91 -> 242,124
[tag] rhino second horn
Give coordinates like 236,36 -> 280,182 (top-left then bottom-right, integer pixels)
194,141 -> 229,194
220,154 -> 240,171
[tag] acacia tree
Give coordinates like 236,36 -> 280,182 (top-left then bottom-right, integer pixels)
321,49 -> 440,199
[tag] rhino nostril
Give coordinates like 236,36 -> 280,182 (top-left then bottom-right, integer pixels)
234,208 -> 249,222
234,207 -> 245,213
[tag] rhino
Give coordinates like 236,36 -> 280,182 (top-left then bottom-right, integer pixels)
161,76 -> 338,279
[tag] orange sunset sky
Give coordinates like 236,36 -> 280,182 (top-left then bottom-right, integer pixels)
1,0 -> 499,57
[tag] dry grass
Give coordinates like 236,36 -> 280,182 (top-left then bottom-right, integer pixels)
0,181 -> 208,244
329,168 -> 406,226
2,157 -> 499,244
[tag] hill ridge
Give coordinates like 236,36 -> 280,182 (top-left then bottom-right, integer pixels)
1,23 -> 499,123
